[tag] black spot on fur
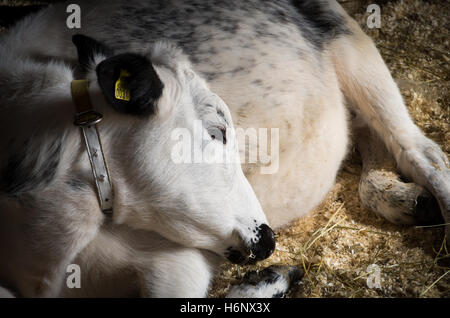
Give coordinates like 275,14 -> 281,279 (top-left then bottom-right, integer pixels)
72,34 -> 114,70
1,139 -> 62,195
67,178 -> 89,191
243,267 -> 281,286
231,66 -> 245,74
96,53 -> 164,116
202,72 -> 218,82
290,0 -> 351,48
104,0 -> 351,68
0,4 -> 47,28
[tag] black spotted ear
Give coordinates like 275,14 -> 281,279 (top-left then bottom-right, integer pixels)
96,53 -> 164,116
72,34 -> 113,69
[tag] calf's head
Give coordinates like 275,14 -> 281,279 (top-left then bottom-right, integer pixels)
72,35 -> 275,264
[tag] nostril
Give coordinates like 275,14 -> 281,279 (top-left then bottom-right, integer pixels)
251,224 -> 276,261
226,248 -> 248,264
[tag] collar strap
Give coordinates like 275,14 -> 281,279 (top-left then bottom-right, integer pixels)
71,79 -> 114,216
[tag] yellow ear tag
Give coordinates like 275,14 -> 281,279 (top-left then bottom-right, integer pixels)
115,70 -> 131,101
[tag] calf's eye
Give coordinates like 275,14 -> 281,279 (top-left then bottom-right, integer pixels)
208,127 -> 227,145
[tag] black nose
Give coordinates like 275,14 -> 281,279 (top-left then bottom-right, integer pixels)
250,224 -> 275,262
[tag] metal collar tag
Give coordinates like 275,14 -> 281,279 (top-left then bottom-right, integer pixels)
71,79 -> 114,216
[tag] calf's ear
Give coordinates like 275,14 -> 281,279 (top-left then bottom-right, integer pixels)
96,53 -> 164,116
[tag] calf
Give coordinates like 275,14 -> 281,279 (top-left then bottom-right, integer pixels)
0,0 -> 448,297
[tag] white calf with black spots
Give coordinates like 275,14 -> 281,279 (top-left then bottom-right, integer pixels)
0,0 -> 448,297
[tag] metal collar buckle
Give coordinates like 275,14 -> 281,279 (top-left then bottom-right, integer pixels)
74,110 -> 103,126
71,80 -> 114,216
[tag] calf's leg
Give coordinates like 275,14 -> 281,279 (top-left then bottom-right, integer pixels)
354,120 -> 443,226
330,1 -> 450,237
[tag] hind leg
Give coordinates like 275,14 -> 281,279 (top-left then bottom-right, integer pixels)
354,118 -> 443,226
331,2 -> 449,236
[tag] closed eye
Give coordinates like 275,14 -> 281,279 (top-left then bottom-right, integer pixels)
207,126 -> 227,145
